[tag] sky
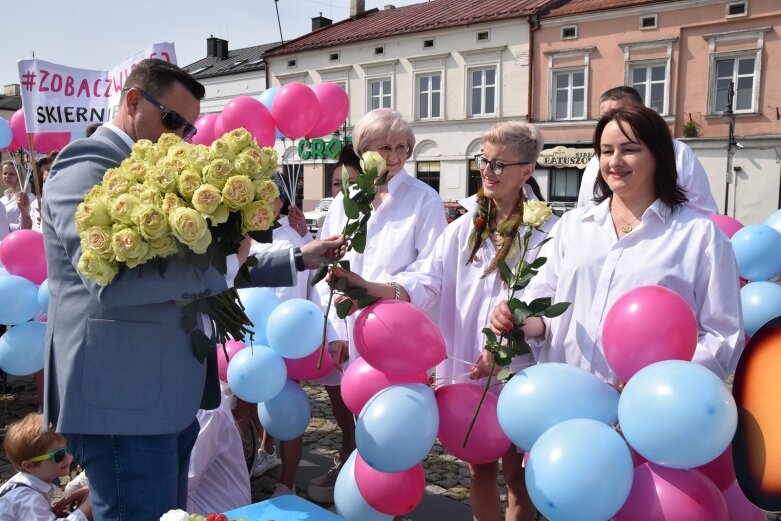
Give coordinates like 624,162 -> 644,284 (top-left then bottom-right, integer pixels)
1,0 -> 426,88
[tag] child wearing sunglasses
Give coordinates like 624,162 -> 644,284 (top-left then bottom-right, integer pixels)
0,413 -> 92,520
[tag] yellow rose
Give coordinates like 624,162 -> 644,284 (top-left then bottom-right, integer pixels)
522,200 -> 553,228
222,175 -> 254,211
177,169 -> 203,201
167,142 -> 195,162
102,168 -> 135,197
254,179 -> 280,204
129,139 -> 154,162
209,140 -> 236,162
361,151 -> 387,176
122,160 -> 148,183
203,158 -> 234,190
147,235 -> 179,259
233,154 -> 262,179
206,204 -> 229,226
191,184 -> 223,215
169,207 -> 211,254
145,166 -> 178,193
157,133 -> 183,153
109,193 -> 141,225
257,147 -> 279,176
241,201 -> 275,233
111,227 -> 150,268
222,128 -> 255,155
161,193 -> 187,216
75,199 -> 111,231
78,249 -> 119,286
130,185 -> 163,207
136,205 -> 171,240
79,226 -> 113,259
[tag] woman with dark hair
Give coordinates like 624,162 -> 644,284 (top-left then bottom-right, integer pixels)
330,143 -> 361,197
491,104 -> 743,386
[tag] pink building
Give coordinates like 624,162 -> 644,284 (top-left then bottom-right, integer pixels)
531,0 -> 781,223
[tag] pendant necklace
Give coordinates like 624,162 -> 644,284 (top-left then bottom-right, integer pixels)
612,208 -> 640,234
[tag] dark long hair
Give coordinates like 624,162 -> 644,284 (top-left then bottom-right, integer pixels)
592,105 -> 687,210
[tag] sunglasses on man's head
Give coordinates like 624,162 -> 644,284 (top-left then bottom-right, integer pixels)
126,87 -> 198,141
29,446 -> 71,464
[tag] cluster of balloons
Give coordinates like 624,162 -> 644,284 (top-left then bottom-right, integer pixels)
715,209 -> 781,337
2,108 -> 71,154
335,300 -> 446,520
189,82 -> 349,148
0,230 -> 49,376
219,288 -> 335,441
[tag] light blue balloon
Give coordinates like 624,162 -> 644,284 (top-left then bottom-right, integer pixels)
69,130 -> 86,142
741,281 -> 781,336
526,419 -> 633,521
764,208 -> 781,234
0,322 -> 47,376
0,118 -> 12,149
0,267 -> 7,276
355,383 -> 439,473
497,363 -> 619,451
226,345 -> 287,403
258,379 -> 311,440
618,360 -> 737,469
731,224 -> 781,281
37,279 -> 49,312
236,287 -> 281,345
258,87 -> 285,140
334,450 -> 393,521
266,298 -> 324,359
0,275 -> 42,325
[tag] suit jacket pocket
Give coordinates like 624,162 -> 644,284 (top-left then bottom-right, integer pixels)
82,318 -> 163,410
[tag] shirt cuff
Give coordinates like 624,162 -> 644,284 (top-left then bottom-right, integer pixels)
288,248 -> 298,277
225,254 -> 239,287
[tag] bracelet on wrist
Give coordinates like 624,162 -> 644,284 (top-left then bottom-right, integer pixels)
388,282 -> 401,300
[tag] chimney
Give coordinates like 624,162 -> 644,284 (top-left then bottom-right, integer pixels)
206,36 -> 229,60
384,4 -> 396,9
312,12 -> 332,30
350,0 -> 365,17
4,84 -> 20,96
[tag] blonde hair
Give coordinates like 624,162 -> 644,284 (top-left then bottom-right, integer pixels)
483,121 -> 544,163
3,413 -> 64,472
351,108 -> 415,159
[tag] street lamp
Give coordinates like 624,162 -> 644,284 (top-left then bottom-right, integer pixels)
722,80 -> 737,215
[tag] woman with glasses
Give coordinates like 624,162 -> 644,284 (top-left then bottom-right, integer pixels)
329,120 -> 552,521
308,108 -> 447,504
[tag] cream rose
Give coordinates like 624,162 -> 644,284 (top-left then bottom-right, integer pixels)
80,226 -> 114,259
222,175 -> 254,211
111,227 -> 150,268
522,200 -> 553,228
101,168 -> 135,197
169,207 -> 211,254
203,158 -> 234,190
147,235 -> 179,259
254,179 -> 280,204
177,169 -> 203,201
223,128 -> 255,155
78,249 -> 119,286
145,166 -> 178,194
191,184 -> 223,215
109,194 -> 141,225
137,205 -> 171,240
241,201 -> 275,233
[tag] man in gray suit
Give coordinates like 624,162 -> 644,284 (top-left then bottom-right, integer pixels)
42,59 -> 343,520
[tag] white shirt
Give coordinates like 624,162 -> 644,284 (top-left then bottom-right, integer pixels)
2,188 -> 33,231
0,203 -> 9,241
525,199 -> 744,385
250,215 -> 313,302
0,471 -> 87,521
394,194 -> 557,385
316,168 -> 447,361
187,385 -> 251,515
576,139 -> 718,216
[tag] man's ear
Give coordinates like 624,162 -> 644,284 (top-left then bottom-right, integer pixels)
124,88 -> 141,116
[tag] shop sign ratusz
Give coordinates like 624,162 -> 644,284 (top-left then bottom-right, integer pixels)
537,146 -> 594,169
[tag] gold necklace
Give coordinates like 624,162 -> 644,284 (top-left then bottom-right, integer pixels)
611,208 -> 640,234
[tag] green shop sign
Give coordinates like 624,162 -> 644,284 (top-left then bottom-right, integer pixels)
297,137 -> 351,160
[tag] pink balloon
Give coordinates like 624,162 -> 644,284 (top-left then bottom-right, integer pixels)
721,480 -> 766,521
33,132 -> 70,154
217,339 -> 245,381
602,286 -> 697,383
341,357 -> 428,415
10,109 -> 29,150
190,113 -> 219,145
709,214 -> 744,239
305,83 -> 349,138
284,345 -> 335,381
220,96 -> 275,147
271,82 -> 319,139
0,230 -> 47,285
435,383 -> 511,464
694,446 -> 736,491
213,113 -> 227,140
614,463 -> 728,521
353,300 -> 446,375
354,452 -> 425,516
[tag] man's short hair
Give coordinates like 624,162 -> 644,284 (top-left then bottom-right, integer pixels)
123,59 -> 205,101
3,413 -> 64,472
599,86 -> 643,106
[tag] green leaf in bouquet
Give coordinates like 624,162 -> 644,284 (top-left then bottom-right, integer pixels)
507,334 -> 532,357
334,277 -> 348,293
340,167 -> 351,194
512,272 -> 535,291
351,233 -> 367,254
535,237 -> 553,250
543,301 -> 571,318
498,260 -> 513,285
343,197 -> 360,219
338,260 -> 351,271
497,366 -> 515,382
374,171 -> 389,186
310,264 -> 329,286
482,327 -> 498,344
336,298 -> 355,319
527,256 -> 547,270
508,300 -> 533,324
528,297 -> 553,314
357,294 -> 380,308
356,173 -> 374,190
191,330 -> 211,364
345,286 -> 368,299
492,344 -> 514,366
344,220 -> 361,236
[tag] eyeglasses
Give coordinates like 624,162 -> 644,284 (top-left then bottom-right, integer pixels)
128,87 -> 198,141
377,144 -> 410,158
475,154 -> 531,177
29,446 -> 71,464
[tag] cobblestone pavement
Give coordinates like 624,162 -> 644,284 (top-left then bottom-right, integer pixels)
2,375 -> 780,520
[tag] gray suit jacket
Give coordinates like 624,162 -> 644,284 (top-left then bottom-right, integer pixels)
42,126 -> 292,436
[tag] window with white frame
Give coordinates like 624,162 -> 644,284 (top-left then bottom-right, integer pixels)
630,62 -> 667,114
469,67 -> 496,117
369,77 -> 392,110
417,73 -> 442,120
713,54 -> 757,113
553,69 -> 585,120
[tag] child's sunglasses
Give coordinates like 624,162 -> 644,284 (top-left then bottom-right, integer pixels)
29,446 -> 71,464
125,87 -> 198,141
